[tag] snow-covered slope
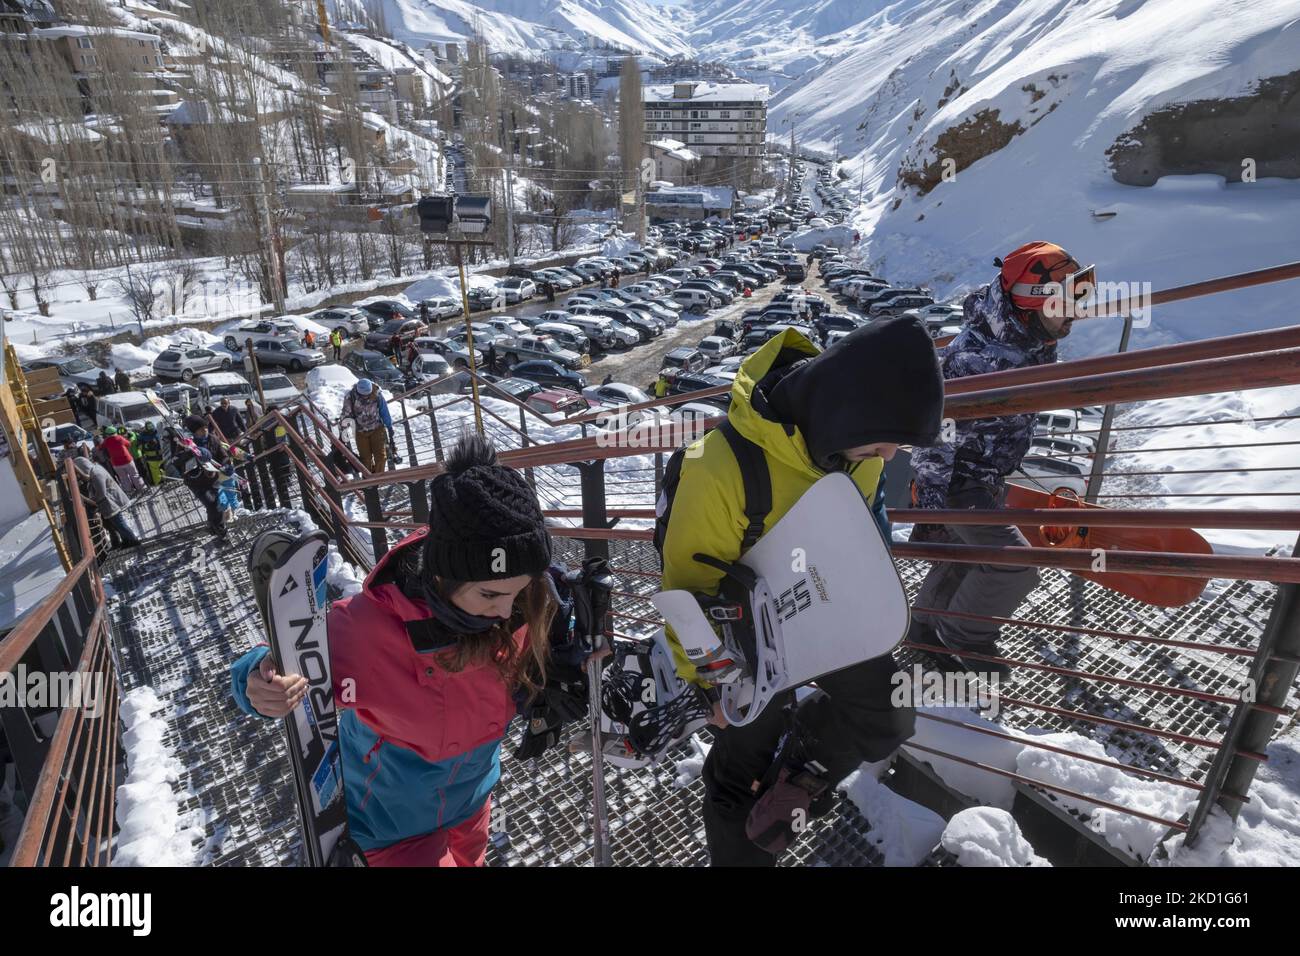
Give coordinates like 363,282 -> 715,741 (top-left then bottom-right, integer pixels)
371,0 -> 692,57
757,0 -> 1300,361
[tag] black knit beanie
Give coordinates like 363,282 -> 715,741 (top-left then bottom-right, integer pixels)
766,315 -> 945,470
424,433 -> 552,581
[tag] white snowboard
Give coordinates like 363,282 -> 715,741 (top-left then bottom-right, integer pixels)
654,471 -> 909,726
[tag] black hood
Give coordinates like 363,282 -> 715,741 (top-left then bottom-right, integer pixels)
762,317 -> 945,471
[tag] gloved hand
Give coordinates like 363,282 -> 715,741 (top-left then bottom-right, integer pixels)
512,661 -> 588,760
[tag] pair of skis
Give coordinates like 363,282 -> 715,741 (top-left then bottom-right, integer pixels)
248,529 -> 366,867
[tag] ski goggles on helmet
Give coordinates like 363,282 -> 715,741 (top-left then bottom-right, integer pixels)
1009,262 -> 1095,318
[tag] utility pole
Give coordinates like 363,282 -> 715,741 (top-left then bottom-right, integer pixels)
504,166 -> 515,266
454,242 -> 484,436
252,157 -> 286,315
788,121 -> 796,203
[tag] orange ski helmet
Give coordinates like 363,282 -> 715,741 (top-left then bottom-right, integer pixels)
995,241 -> 1094,341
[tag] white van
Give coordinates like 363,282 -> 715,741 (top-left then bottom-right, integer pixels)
672,288 -> 718,313
198,370 -> 258,412
95,391 -> 169,431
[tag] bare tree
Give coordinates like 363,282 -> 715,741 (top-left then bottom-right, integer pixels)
114,262 -> 171,327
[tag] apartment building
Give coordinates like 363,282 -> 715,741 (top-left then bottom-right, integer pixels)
642,80 -> 768,185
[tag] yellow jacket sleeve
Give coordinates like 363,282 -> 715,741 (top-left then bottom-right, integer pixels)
659,436 -> 745,685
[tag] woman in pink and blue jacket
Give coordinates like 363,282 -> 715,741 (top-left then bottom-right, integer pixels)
230,434 -> 564,866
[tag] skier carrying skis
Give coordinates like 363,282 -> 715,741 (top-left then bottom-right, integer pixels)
659,318 -> 945,865
340,378 -> 391,472
908,241 -> 1093,675
231,434 -> 575,866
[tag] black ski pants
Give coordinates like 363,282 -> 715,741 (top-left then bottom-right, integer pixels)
701,652 -> 914,866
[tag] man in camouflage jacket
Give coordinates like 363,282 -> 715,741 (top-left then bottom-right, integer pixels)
908,252 -> 1075,673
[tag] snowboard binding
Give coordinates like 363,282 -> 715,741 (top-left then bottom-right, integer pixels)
654,551 -> 788,728
572,634 -> 713,769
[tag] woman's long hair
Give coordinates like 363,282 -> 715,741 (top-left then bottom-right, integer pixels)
431,574 -> 556,701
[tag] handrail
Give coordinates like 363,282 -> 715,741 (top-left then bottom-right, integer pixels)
561,384 -> 731,426
889,508 -> 1300,530
944,324 -> 1300,396
944,346 -> 1300,421
1089,259 -> 1300,320
7,459 -> 119,866
0,461 -> 98,674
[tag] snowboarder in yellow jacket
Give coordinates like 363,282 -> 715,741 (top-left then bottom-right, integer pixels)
659,318 -> 945,865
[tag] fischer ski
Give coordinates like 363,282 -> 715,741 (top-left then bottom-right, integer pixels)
249,528 -> 367,867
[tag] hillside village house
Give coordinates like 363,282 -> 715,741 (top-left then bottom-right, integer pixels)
645,138 -> 700,186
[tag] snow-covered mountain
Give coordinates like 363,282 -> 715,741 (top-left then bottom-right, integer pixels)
365,0 -> 692,58
374,0 -> 1298,361
751,0 -> 1300,360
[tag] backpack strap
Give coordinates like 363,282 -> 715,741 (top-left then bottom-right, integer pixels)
718,420 -> 771,555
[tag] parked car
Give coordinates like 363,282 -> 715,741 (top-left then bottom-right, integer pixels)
667,372 -> 732,400
697,336 -> 737,361
1009,454 -> 1091,497
660,347 -> 709,375
498,277 -> 537,304
528,387 -> 589,418
817,313 -> 866,333
1036,409 -> 1084,436
412,335 -> 483,370
509,359 -> 587,392
676,278 -> 738,304
466,287 -> 499,312
581,382 -> 657,409
563,314 -> 628,351
362,300 -> 418,324
533,321 -> 592,356
309,307 -> 372,337
416,297 -> 462,321
861,287 -> 927,310
622,299 -> 678,329
154,381 -> 200,414
365,317 -> 427,354
1030,435 -> 1096,459
344,349 -> 406,389
487,315 -> 529,337
258,373 -> 301,407
869,294 -> 935,317
672,288 -> 719,313
536,268 -> 577,291
409,352 -> 454,385
222,319 -> 297,352
497,334 -> 589,371
570,304 -> 659,341
24,356 -> 112,392
153,345 -> 232,381
251,338 -> 326,371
